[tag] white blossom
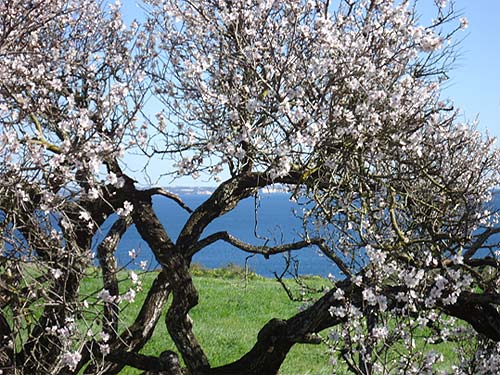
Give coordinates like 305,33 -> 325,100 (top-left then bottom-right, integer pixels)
62,351 -> 82,370
101,332 -> 110,342
122,288 -> 136,303
128,249 -> 137,259
106,172 -> 125,188
362,288 -> 377,306
372,326 -> 388,339
79,210 -> 92,222
99,343 -> 110,355
117,201 -> 133,217
129,271 -> 139,284
87,188 -> 99,200
419,33 -> 442,52
50,268 -> 63,279
97,289 -> 116,303
460,17 -> 469,30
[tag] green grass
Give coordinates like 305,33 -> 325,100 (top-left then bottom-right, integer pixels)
80,265 -> 463,374
86,266 -> 334,374
15,264 -> 461,374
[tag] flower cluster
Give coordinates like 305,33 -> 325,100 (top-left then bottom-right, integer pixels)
1,0 -> 497,373
147,0 -> 467,184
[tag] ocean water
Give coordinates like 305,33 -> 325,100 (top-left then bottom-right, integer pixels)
101,193 -> 336,278
93,191 -> 500,278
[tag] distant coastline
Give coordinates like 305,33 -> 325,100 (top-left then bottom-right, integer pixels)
166,184 -> 290,195
166,186 -> 500,202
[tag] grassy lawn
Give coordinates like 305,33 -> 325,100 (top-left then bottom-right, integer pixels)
84,266 -> 334,374
12,265 -> 462,374
80,266 -> 463,374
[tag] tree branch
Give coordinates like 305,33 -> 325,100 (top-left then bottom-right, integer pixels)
163,253 -> 210,373
97,215 -> 133,340
106,350 -> 182,375
464,227 -> 500,260
190,231 -> 316,257
192,232 -> 353,278
143,187 -> 193,213
132,193 -> 175,265
203,278 -> 500,375
315,242 -> 353,278
80,270 -> 171,374
176,171 -> 301,254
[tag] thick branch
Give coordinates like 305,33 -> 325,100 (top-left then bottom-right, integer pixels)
107,352 -> 165,372
204,279 -> 500,375
80,270 -> 171,375
102,164 -> 209,372
465,257 -> 498,268
176,172 -> 301,253
316,242 -> 353,278
132,194 -> 175,265
164,253 -> 210,373
440,292 -> 500,341
106,350 -> 182,375
204,279 -> 355,375
97,215 -> 133,339
464,227 -> 500,260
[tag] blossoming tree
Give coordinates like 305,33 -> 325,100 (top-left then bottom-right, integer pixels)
1,0 -> 500,374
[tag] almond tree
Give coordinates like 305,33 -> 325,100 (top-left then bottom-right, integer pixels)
1,0 -> 500,374
0,0 -> 153,373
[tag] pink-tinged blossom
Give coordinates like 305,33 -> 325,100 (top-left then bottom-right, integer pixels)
419,33 -> 442,52
51,268 -> 63,279
62,351 -> 82,370
460,17 -> 469,30
97,289 -> 115,303
106,172 -> 125,188
99,343 -> 110,355
106,172 -> 118,186
122,288 -> 136,303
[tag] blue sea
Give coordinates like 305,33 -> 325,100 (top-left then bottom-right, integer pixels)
98,193 -> 335,278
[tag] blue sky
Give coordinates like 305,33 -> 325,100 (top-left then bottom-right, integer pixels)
436,0 -> 500,138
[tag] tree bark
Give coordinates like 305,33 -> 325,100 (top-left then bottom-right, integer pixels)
82,270 -> 171,374
97,215 -> 133,339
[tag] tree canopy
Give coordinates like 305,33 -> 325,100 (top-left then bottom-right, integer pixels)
1,0 -> 500,374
